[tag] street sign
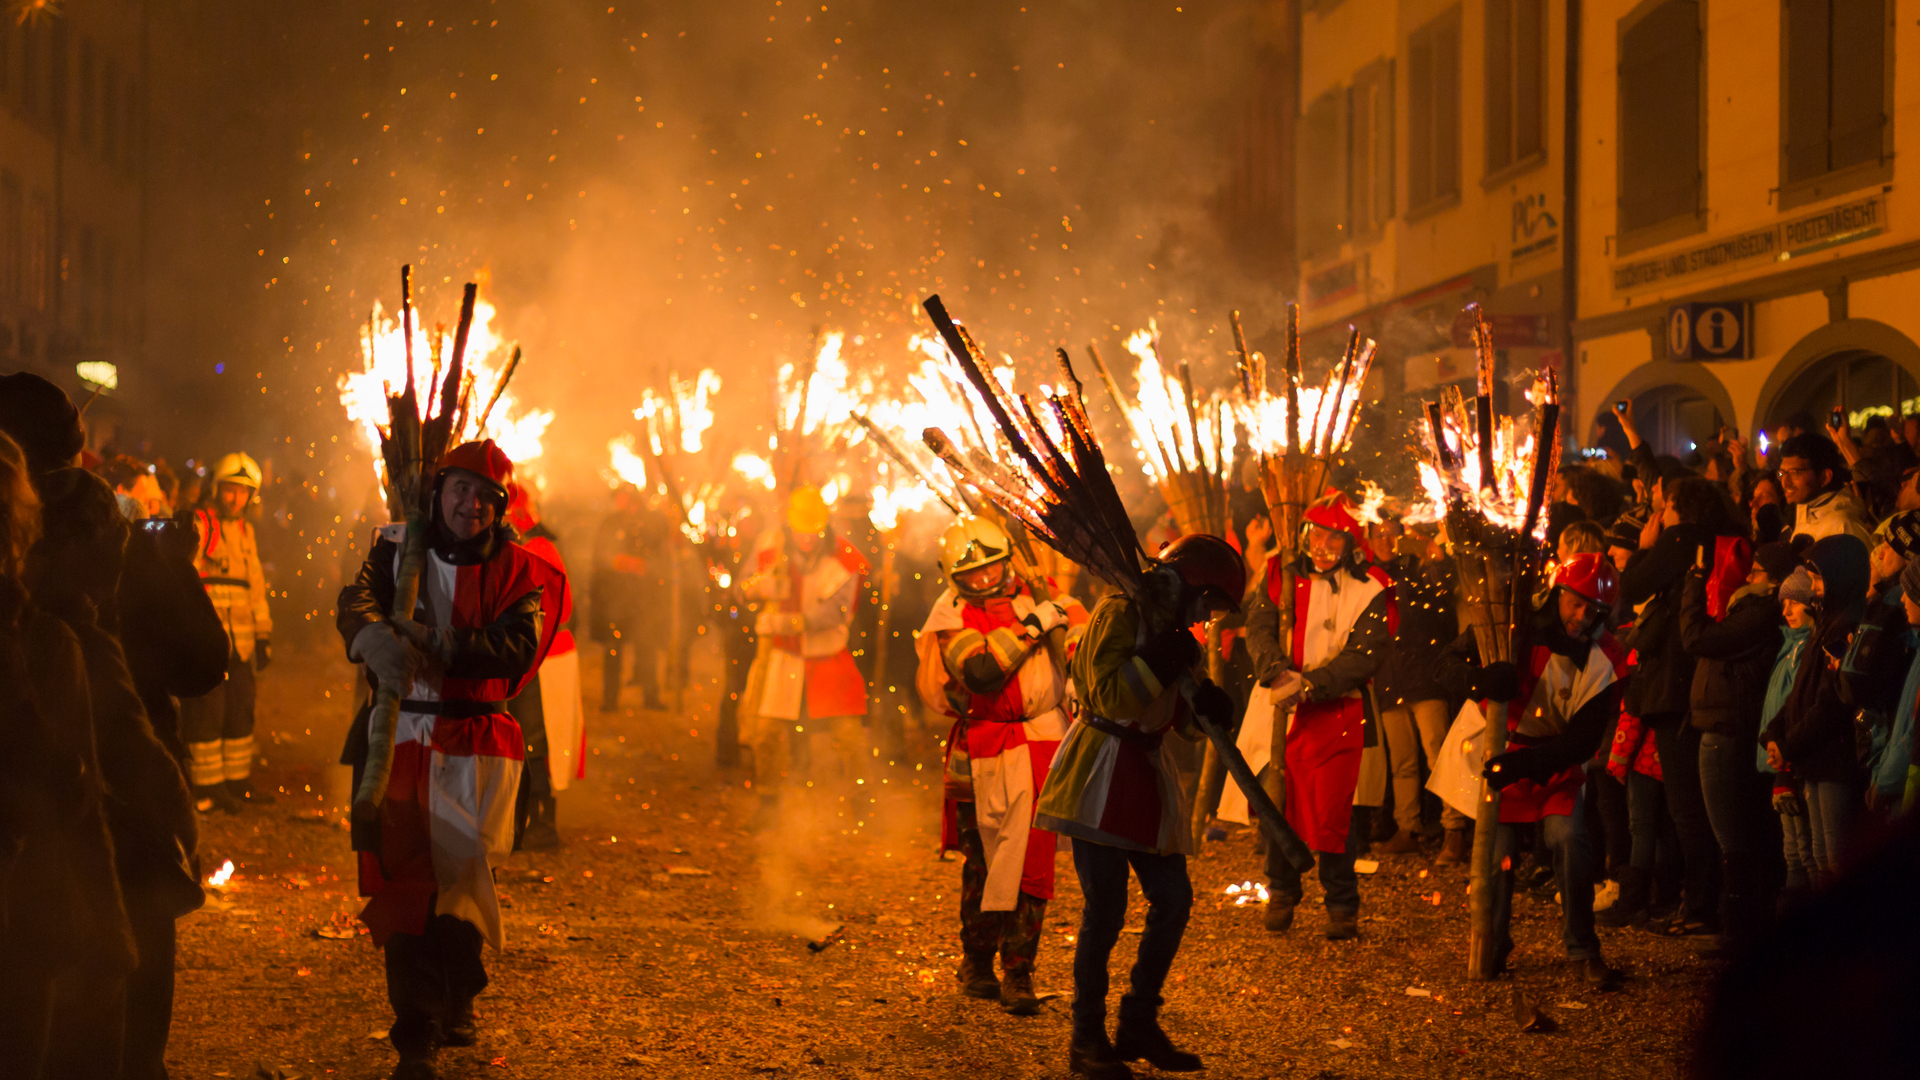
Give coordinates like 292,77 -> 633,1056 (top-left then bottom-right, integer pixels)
1667,301 -> 1751,360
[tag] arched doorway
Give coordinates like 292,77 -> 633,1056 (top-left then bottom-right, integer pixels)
1592,384 -> 1726,462
1763,349 -> 1920,434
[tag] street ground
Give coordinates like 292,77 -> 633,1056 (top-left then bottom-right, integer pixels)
171,640 -> 1712,1079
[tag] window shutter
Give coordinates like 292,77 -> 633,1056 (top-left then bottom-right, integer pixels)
1433,9 -> 1461,201
1618,0 -> 1700,233
1782,0 -> 1833,182
1514,0 -> 1545,162
1828,0 -> 1886,171
1409,27 -> 1434,206
1298,89 -> 1348,259
1487,0 -> 1514,174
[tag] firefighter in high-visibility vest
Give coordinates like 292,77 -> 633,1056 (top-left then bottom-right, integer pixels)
181,452 -> 275,813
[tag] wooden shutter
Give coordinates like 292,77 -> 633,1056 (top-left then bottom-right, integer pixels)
1298,89 -> 1348,259
1828,0 -> 1886,171
1618,0 -> 1700,233
1487,0 -> 1514,173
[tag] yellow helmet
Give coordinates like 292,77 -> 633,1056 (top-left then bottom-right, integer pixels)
939,515 -> 1013,596
210,452 -> 262,490
786,485 -> 830,535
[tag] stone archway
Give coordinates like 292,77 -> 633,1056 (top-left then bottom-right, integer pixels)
1586,358 -> 1738,458
1756,318 -> 1920,435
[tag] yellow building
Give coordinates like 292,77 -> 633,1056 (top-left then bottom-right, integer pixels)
1295,0 -> 1573,416
1572,0 -> 1913,459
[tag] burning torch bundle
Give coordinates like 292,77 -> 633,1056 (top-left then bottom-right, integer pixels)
914,294 -> 1315,874
1087,327 -> 1237,538
1416,303 -> 1560,978
349,266 -> 508,847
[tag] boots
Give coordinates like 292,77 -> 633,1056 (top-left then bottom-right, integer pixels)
1436,828 -> 1470,865
1377,827 -> 1422,855
228,777 -> 275,807
193,783 -> 239,815
521,795 -> 560,850
1324,909 -> 1360,941
957,954 -> 1000,1000
999,970 -> 1040,1016
1597,866 -> 1650,928
1068,1032 -> 1133,1079
1113,1016 -> 1203,1072
1262,901 -> 1295,932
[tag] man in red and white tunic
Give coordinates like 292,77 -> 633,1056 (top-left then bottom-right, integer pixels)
1435,552 -> 1627,986
504,482 -> 584,850
338,440 -> 568,1080
740,485 -> 870,802
1235,492 -> 1396,940
914,515 -> 1086,1016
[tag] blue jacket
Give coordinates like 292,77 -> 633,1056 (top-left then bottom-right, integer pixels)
1872,629 -> 1920,799
1760,624 -> 1812,774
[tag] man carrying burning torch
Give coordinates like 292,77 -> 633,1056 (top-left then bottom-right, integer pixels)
1239,491 -> 1396,941
915,515 -> 1086,1016
1433,551 -> 1625,986
337,439 -> 568,1080
1036,533 -> 1244,1078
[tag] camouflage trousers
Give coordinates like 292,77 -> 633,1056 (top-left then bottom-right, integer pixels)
956,801 -> 1047,974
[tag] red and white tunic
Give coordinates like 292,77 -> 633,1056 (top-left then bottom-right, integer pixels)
741,531 -> 870,721
914,579 -> 1084,910
518,532 -> 586,789
351,525 -> 567,950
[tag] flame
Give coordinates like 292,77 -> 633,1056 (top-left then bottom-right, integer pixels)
1418,374 -> 1555,538
1354,481 -> 1387,525
778,331 -> 874,442
208,859 -> 235,887
1223,880 -> 1269,906
607,435 -> 649,489
868,479 -> 936,531
732,452 -> 778,490
339,293 -> 553,485
1118,326 -> 1239,484
632,369 -> 722,456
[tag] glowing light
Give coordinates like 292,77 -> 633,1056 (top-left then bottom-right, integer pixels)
208,860 -> 235,887
607,435 -> 648,489
1354,481 -> 1387,525
732,452 -> 777,490
1117,325 -> 1238,485
869,479 -> 936,531
1223,880 -> 1269,906
75,361 -> 118,390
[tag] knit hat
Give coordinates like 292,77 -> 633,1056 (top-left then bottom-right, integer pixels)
1779,566 -> 1815,607
1606,514 -> 1642,552
1752,542 -> 1797,584
0,372 -> 84,475
1883,509 -> 1920,560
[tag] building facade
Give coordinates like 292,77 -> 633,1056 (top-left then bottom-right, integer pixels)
1572,0 -> 1914,460
0,3 -> 146,420
1295,0 -> 1571,422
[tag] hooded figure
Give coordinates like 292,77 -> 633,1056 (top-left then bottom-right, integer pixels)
337,439 -> 568,1080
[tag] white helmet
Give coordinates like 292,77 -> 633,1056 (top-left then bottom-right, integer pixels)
939,515 -> 1013,598
210,451 -> 262,490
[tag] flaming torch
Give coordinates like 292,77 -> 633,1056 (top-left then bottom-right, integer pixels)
347,266 -> 487,851
1417,303 -> 1560,980
915,294 -> 1316,875
1228,304 -> 1377,839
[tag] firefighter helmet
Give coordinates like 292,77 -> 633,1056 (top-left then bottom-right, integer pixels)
939,515 -> 1014,596
1302,490 -> 1368,550
787,485 -> 830,535
1553,551 -> 1619,611
436,439 -> 514,505
210,451 -> 262,490
1156,533 -> 1247,613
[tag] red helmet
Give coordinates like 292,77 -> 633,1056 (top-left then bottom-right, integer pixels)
1157,533 -> 1247,613
437,439 -> 514,503
1553,551 -> 1619,610
1303,490 -> 1369,550
505,481 -> 538,533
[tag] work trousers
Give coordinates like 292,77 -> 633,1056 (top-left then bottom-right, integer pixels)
1492,804 -> 1601,964
1266,804 -> 1365,916
1069,842 -> 1191,1041
602,637 -> 664,712
385,914 -> 488,1057
181,651 -> 257,787
956,802 -> 1046,974
1380,699 -> 1465,832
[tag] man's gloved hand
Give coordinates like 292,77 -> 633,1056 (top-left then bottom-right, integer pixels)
1772,787 -> 1806,817
1483,746 -> 1553,790
1136,627 -> 1204,684
253,637 -> 272,672
351,623 -> 418,687
1188,679 -> 1235,732
1471,661 -> 1521,703
1020,601 -> 1071,639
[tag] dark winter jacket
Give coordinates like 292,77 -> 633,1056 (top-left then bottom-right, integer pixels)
1679,570 -> 1783,738
119,517 -> 229,759
1374,552 -> 1456,706
1619,520 -> 1715,722
1764,534 -> 1872,785
1840,580 -> 1912,726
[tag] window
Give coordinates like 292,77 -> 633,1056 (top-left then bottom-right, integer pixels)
1486,0 -> 1545,176
1617,0 -> 1701,238
1783,0 -> 1888,185
1297,89 -> 1348,260
1348,60 -> 1394,235
1408,7 -> 1462,212
0,174 -> 18,313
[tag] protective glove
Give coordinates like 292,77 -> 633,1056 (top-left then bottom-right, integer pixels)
1136,627 -> 1204,686
392,617 -> 453,667
1471,661 -> 1521,703
351,622 -> 419,688
1483,746 -> 1554,790
1187,678 -> 1235,733
1771,787 -> 1806,817
1020,601 -> 1071,639
253,637 -> 272,672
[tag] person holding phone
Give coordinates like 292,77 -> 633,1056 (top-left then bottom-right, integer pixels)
1775,433 -> 1875,548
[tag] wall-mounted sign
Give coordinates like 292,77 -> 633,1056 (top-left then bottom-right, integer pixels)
1667,301 -> 1751,360
1303,256 -> 1363,309
1449,310 -> 1552,349
1511,192 -> 1560,263
1611,192 -> 1887,294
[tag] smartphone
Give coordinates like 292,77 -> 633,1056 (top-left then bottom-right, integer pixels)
1613,401 -> 1629,414
1830,406 -> 1847,430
